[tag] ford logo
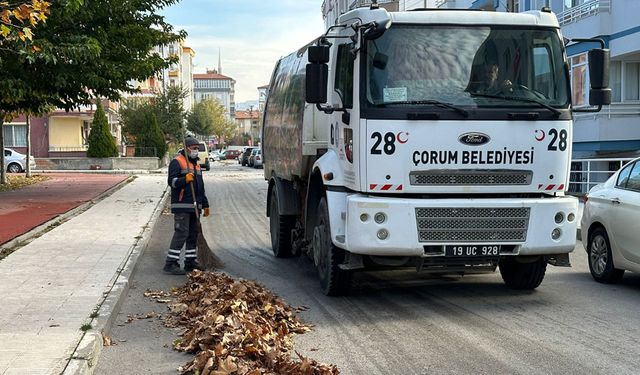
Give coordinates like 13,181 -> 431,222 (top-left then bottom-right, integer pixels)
458,132 -> 490,146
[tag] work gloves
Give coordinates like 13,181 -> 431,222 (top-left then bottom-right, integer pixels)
185,173 -> 195,184
203,208 -> 210,217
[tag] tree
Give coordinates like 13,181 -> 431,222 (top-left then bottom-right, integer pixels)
0,0 -> 185,183
187,99 -> 234,142
0,1 -> 51,42
155,85 -> 187,143
136,108 -> 166,159
86,100 -> 118,157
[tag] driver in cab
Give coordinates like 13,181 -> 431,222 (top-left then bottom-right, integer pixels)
471,62 -> 513,95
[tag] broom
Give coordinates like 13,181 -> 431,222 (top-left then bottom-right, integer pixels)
183,138 -> 223,270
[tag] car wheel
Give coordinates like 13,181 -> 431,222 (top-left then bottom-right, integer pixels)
269,190 -> 295,258
499,256 -> 547,290
588,227 -> 624,283
7,163 -> 22,173
313,197 -> 352,296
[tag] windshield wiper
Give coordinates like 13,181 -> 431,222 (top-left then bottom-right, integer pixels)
382,100 -> 469,117
469,93 -> 561,116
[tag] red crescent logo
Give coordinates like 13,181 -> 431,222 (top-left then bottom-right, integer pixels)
535,129 -> 545,142
397,132 -> 408,144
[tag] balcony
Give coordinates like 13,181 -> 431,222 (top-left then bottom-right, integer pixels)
557,0 -> 610,26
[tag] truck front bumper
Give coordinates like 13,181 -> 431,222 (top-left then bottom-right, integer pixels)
339,194 -> 578,257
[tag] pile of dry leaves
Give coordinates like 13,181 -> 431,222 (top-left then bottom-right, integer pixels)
160,270 -> 339,375
0,174 -> 49,192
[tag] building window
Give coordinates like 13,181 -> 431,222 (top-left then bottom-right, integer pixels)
3,123 -> 27,147
624,62 -> 640,101
82,120 -> 91,145
610,61 -> 622,102
570,53 -> 588,106
532,0 -> 547,10
563,0 -> 587,10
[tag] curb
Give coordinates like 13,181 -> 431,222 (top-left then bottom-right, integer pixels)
61,185 -> 170,375
0,176 -> 136,255
32,169 -> 165,174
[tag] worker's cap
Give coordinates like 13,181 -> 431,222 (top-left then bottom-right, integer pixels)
185,137 -> 199,148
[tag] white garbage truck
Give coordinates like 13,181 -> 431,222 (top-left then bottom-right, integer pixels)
262,5 -> 610,295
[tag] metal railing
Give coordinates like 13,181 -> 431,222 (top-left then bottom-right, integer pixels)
350,0 -> 398,8
574,102 -> 640,120
49,146 -> 88,152
557,0 -> 610,26
569,157 -> 635,193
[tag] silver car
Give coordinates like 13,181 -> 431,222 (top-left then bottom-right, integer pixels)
581,157 -> 640,283
251,149 -> 262,168
4,148 -> 36,173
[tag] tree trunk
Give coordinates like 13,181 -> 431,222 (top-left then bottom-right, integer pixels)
0,116 -> 5,185
26,115 -> 31,178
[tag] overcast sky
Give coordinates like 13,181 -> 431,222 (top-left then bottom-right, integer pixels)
162,0 -> 325,103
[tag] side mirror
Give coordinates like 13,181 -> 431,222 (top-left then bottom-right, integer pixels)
306,63 -> 328,104
308,45 -> 329,64
588,48 -> 611,106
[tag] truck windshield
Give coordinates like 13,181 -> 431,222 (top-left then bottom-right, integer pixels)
365,25 -> 569,113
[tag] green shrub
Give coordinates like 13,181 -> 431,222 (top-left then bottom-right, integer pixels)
87,100 -> 118,158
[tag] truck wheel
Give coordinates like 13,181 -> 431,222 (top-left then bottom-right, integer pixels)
499,256 -> 547,290
588,227 -> 624,283
313,197 -> 352,296
269,191 -> 294,258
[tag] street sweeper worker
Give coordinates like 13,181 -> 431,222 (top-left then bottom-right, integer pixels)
164,136 -> 210,275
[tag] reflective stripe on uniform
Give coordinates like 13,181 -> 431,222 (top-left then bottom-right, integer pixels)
171,177 -> 179,188
180,169 -> 202,175
167,249 -> 181,260
185,249 -> 197,259
172,203 -> 196,209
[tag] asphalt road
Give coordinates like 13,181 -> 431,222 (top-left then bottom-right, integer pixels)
97,161 -> 640,375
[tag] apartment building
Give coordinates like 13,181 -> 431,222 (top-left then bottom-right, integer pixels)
193,69 -> 236,119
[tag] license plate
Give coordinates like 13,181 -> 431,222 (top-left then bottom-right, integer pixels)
445,245 -> 500,257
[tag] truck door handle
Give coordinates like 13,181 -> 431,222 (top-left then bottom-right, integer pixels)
611,197 -> 621,204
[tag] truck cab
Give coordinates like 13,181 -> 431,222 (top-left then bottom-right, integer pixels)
263,7 -> 610,295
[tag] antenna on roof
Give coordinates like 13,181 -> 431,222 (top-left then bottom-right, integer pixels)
370,0 -> 379,10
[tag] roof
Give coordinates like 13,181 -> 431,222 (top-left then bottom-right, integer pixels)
193,73 -> 234,80
235,110 -> 260,120
257,85 -> 269,89
338,8 -> 559,29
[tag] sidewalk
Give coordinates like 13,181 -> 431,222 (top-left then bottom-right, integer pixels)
0,175 -> 168,374
0,174 -> 130,246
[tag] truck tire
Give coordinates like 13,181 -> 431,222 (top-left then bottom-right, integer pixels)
269,191 -> 294,258
313,197 -> 352,296
587,227 -> 624,283
499,256 -> 547,290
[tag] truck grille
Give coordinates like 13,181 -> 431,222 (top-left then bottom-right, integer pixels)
415,207 -> 530,243
410,170 -> 533,185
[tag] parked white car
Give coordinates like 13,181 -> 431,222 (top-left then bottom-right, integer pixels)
3,148 -> 36,173
581,157 -> 640,283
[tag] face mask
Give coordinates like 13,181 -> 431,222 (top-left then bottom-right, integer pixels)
189,150 -> 199,159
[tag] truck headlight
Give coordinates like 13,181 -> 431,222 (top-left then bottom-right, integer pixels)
377,229 -> 389,240
551,228 -> 562,240
554,212 -> 564,224
374,212 -> 386,224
